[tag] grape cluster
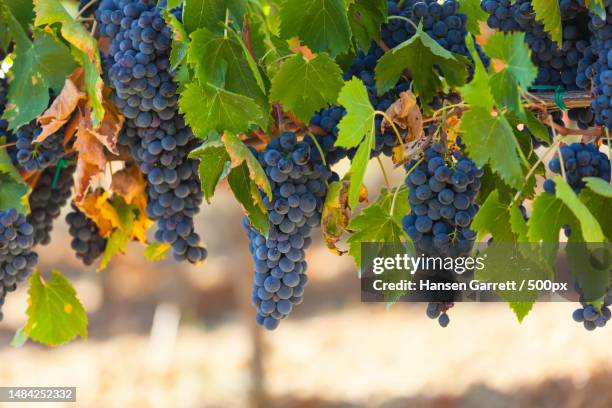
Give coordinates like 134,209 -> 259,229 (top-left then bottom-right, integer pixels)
341,0 -> 486,158
587,1 -> 612,128
402,143 -> 482,257
27,164 -> 75,246
0,208 -> 38,321
309,106 -> 347,165
245,132 -> 334,330
96,0 -> 207,263
572,288 -> 612,331
482,0 -> 596,131
426,301 -> 452,327
66,205 -> 107,266
13,122 -> 66,172
543,143 -> 611,194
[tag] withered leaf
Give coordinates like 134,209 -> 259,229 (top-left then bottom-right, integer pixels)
35,69 -> 86,143
321,179 -> 368,255
380,91 -> 423,142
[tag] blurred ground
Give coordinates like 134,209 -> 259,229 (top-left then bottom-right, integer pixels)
0,158 -> 611,408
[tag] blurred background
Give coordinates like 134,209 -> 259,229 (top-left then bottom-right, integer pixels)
1,156 -> 612,408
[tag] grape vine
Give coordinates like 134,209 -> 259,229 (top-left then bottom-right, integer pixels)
0,0 -> 609,345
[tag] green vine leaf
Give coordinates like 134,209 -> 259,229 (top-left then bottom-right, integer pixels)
553,176 -> 605,242
189,144 -> 231,203
179,81 -> 267,137
182,0 -> 246,34
528,192 -> 577,242
221,132 -> 272,199
579,188 -> 612,242
2,30 -> 76,130
484,32 -> 538,91
460,35 -> 494,112
459,0 -> 487,36
227,162 -> 269,236
471,190 -> 516,242
279,0 -> 351,57
335,78 -> 376,208
346,194 -> 407,274
586,0 -> 606,18
34,0 -> 104,126
25,269 -> 88,346
347,0 -> 387,51
165,0 -> 184,9
375,23 -> 469,102
531,0 -> 562,47
0,137 -> 30,213
187,27 -> 267,107
0,0 -> 33,49
335,77 -> 375,148
459,108 -> 524,189
0,173 -> 29,214
509,302 -> 534,323
584,177 -> 612,198
163,9 -> 189,71
270,53 -> 343,123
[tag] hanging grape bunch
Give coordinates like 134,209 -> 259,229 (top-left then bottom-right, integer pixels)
544,143 -> 611,194
95,0 -> 207,263
403,142 -> 482,257
245,132 -> 334,330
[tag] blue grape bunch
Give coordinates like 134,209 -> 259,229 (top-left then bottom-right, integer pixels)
96,0 -> 207,263
340,0 -> 486,158
13,122 -> 66,172
66,205 -> 107,266
402,143 -> 483,258
543,143 -> 611,194
28,164 -> 75,246
426,301 -> 453,327
402,142 -> 482,328
309,106 -> 348,166
481,0 -> 595,131
0,208 -> 38,321
572,288 -> 612,331
245,132 -> 335,330
587,0 -> 612,128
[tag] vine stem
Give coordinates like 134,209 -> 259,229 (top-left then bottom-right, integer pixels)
90,19 -> 97,36
266,54 -> 292,69
224,9 -> 229,38
376,156 -> 390,189
75,0 -> 98,19
390,157 -> 422,216
0,141 -> 16,149
423,102 -> 467,124
305,132 -> 327,167
374,110 -> 405,151
551,122 -> 567,181
512,138 -> 561,203
387,15 -> 419,31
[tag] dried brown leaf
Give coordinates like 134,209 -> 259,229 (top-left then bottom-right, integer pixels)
74,159 -> 103,202
380,91 -> 423,142
35,69 -> 86,142
76,192 -> 120,237
321,180 -> 368,255
111,165 -> 148,216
